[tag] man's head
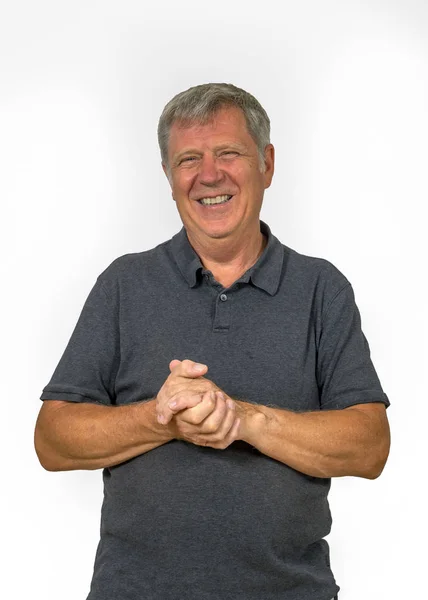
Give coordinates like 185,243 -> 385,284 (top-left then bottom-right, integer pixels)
158,83 -> 271,176
157,83 -> 274,243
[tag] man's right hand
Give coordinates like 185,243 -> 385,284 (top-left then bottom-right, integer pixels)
156,359 -> 240,449
155,359 -> 220,425
170,390 -> 241,449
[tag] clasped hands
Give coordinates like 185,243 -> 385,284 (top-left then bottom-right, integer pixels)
155,359 -> 243,449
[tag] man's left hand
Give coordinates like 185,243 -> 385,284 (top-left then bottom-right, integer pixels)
160,359 -> 261,446
169,389 -> 242,449
156,358 -> 221,423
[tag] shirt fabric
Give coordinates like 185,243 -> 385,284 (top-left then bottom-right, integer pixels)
40,220 -> 390,600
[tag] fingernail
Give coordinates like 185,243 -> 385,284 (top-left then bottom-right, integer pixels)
168,401 -> 177,409
193,363 -> 206,372
227,399 -> 235,410
217,391 -> 225,400
157,414 -> 165,424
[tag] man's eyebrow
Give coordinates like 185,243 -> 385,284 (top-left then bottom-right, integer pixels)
173,142 -> 248,162
172,148 -> 202,162
214,142 -> 248,152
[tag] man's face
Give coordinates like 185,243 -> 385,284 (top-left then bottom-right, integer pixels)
163,106 -> 274,242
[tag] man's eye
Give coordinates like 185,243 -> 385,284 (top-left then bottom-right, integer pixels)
220,151 -> 238,157
180,157 -> 197,164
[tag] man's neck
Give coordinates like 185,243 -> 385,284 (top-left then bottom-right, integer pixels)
186,223 -> 267,288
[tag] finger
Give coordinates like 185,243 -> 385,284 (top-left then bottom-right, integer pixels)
177,390 -> 217,425
167,393 -> 203,414
157,392 -> 187,425
157,398 -> 191,426
200,393 -> 229,434
203,392 -> 236,434
211,415 -> 241,449
158,359 -> 206,423
227,417 -> 241,442
169,359 -> 182,372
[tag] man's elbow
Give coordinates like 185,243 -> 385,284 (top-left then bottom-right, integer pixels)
360,438 -> 391,480
363,461 -> 386,480
34,428 -> 73,472
356,410 -> 391,480
34,438 -> 61,472
35,448 -> 84,472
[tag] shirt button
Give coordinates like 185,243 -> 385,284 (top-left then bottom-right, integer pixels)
220,293 -> 228,302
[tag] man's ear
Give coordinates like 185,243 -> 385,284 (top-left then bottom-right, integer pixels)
161,162 -> 176,201
263,144 -> 275,189
162,162 -> 171,183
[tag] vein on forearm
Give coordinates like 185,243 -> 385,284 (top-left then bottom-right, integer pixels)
234,400 -> 389,479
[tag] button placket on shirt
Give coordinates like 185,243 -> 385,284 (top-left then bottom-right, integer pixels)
201,269 -> 247,333
202,272 -> 233,333
212,288 -> 232,332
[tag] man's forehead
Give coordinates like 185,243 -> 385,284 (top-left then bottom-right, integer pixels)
171,106 -> 246,134
166,106 -> 255,163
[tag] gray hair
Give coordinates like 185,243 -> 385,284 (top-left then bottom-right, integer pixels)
157,83 -> 271,174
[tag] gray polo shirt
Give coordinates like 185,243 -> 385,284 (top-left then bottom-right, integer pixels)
40,220 -> 389,600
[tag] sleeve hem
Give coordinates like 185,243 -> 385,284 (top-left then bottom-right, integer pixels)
321,393 -> 390,411
40,390 -> 109,405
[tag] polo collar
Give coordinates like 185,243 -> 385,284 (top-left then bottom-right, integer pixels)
170,220 -> 284,296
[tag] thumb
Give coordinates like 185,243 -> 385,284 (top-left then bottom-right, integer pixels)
169,359 -> 182,372
170,359 -> 208,378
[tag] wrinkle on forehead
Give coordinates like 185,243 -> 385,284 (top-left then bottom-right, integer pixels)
172,105 -> 246,133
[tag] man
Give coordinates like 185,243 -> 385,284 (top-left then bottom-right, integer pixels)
35,83 -> 390,600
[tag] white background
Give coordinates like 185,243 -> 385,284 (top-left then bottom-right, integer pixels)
1,1 -> 427,598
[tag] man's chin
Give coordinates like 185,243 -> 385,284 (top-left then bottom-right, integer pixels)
204,226 -> 237,240
183,216 -> 244,244
186,220 -> 234,240
206,228 -> 232,239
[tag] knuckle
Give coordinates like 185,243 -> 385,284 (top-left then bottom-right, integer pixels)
168,394 -> 179,407
226,408 -> 236,425
201,396 -> 213,410
191,394 -> 203,406
216,402 -> 227,419
213,432 -> 226,446
204,422 -> 218,434
213,422 -> 226,438
186,395 -> 196,407
185,413 -> 198,425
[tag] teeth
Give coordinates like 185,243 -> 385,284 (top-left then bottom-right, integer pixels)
199,195 -> 231,206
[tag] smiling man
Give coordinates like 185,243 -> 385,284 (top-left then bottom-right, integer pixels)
35,83 -> 390,600
164,104 -> 272,274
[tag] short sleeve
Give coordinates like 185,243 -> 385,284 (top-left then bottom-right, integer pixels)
317,282 -> 390,410
39,277 -> 120,405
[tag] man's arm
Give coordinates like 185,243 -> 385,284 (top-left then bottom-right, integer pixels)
35,359 -> 223,472
235,400 -> 390,479
34,398 -> 173,472
157,362 -> 390,479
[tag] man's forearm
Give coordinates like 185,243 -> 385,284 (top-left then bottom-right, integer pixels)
35,399 -> 174,472
235,400 -> 390,479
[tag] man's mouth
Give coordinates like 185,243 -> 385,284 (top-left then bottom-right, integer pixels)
197,194 -> 233,206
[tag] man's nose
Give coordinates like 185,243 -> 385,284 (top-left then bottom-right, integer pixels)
198,154 -> 224,186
